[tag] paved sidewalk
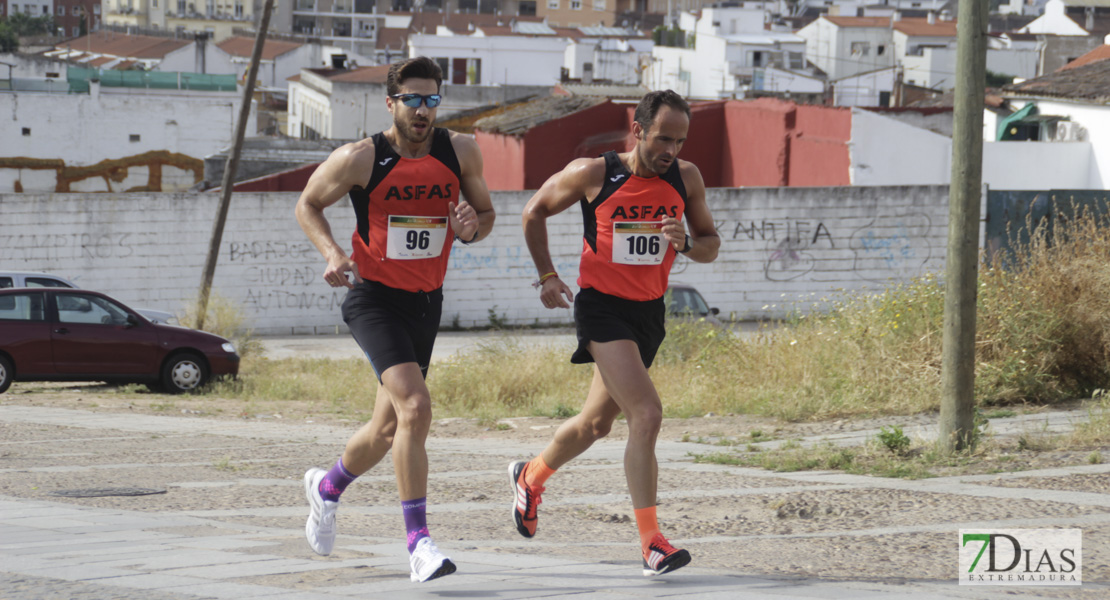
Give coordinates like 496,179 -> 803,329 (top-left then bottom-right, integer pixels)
1,405 -> 1107,599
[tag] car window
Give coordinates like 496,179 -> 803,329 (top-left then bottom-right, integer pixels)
56,293 -> 131,325
0,293 -> 46,321
26,277 -> 72,288
670,289 -> 709,316
0,277 -> 12,289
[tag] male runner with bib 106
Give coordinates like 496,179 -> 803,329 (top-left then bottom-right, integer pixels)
295,57 -> 495,583
511,90 -> 719,576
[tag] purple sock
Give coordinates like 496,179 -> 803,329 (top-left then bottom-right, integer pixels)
402,497 -> 429,554
318,458 -> 356,502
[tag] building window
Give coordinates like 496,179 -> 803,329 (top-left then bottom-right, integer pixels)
877,45 -> 885,56
94,4 -> 100,13
57,6 -> 64,15
571,0 -> 580,8
130,134 -> 141,142
22,128 -> 30,136
851,41 -> 870,57
153,0 -> 158,7
235,2 -> 243,17
548,0 -> 559,8
593,0 -> 604,9
72,26 -> 79,35
435,57 -> 449,76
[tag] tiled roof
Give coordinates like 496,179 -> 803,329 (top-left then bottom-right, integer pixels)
377,27 -> 409,51
893,18 -> 958,37
823,16 -> 892,28
475,95 -> 609,135
216,36 -> 303,60
1003,58 -> 1110,102
57,31 -> 191,59
309,65 -> 391,84
1060,44 -> 1110,70
556,82 -> 649,98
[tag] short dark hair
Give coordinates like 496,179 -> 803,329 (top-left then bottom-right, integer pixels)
633,90 -> 691,133
386,57 -> 443,96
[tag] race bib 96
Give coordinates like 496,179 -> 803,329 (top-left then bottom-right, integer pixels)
386,216 -> 448,260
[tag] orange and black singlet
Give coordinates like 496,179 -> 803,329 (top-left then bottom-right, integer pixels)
349,128 -> 461,293
577,151 -> 687,302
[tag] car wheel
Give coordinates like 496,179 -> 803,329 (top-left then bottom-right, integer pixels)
161,352 -> 209,394
0,355 -> 12,394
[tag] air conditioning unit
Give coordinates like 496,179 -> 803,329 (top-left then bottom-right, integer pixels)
1053,120 -> 1087,142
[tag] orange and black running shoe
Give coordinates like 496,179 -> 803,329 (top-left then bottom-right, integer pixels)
642,532 -> 691,576
508,460 -> 543,538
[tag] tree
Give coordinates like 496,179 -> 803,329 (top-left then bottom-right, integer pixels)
0,22 -> 17,52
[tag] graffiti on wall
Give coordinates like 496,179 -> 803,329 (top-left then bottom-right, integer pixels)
848,214 -> 933,280
1,151 -> 203,193
0,232 -> 136,261
226,239 -> 344,313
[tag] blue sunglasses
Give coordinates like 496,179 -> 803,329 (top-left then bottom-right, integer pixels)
391,93 -> 442,109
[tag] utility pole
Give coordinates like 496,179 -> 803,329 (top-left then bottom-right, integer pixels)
939,0 -> 988,452
195,0 -> 274,330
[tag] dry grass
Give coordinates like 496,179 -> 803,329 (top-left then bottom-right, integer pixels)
178,291 -> 263,358
197,210 -> 1110,426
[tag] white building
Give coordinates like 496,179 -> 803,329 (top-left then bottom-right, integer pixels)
833,67 -> 895,107
408,22 -> 573,87
206,36 -> 329,89
564,29 -> 653,84
0,70 -> 253,193
1020,0 -> 1090,35
646,6 -> 808,99
796,16 -> 896,82
287,65 -> 391,141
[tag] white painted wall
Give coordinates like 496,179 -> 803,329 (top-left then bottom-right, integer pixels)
834,67 -> 893,107
1020,0 -> 1089,35
850,108 -> 951,186
565,38 -> 651,84
644,45 -> 695,98
755,66 -> 824,94
0,87 -> 252,193
902,46 -> 1040,90
408,33 -> 569,86
983,141 -> 1093,189
0,186 -> 959,334
1011,99 -> 1110,188
852,106 -> 1096,189
797,18 -> 894,81
205,43 -> 325,89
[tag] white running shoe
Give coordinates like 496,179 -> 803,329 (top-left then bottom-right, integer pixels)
304,468 -> 338,556
409,537 -> 457,583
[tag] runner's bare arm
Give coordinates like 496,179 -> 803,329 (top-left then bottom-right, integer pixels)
449,133 -> 495,243
522,158 -> 604,309
661,161 -> 719,264
295,142 -> 374,288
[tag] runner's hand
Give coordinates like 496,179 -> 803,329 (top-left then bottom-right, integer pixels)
324,255 -> 362,288
661,216 -> 686,251
449,200 -> 479,242
541,277 -> 574,309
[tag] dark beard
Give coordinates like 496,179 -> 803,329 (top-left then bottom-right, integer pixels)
396,117 -> 432,145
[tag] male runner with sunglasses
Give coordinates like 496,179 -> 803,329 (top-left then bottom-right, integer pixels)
511,90 -> 719,576
296,56 -> 494,583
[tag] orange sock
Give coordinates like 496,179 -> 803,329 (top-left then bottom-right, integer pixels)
634,506 -> 661,549
524,455 -> 555,488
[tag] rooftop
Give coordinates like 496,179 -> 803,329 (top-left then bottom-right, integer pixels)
1004,58 -> 1110,102
474,95 -> 609,135
52,31 -> 191,59
216,36 -> 304,60
1060,44 -> 1110,70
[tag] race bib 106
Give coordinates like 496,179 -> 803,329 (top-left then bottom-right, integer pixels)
612,221 -> 666,265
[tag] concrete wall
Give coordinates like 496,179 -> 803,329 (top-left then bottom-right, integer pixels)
0,186 -> 956,334
852,106 -> 1096,189
1,87 -> 252,193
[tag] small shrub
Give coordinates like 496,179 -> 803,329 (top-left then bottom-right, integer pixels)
877,425 -> 911,455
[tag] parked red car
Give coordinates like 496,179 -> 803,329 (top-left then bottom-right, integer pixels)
0,288 -> 239,394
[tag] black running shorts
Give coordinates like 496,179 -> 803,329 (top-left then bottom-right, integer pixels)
571,287 -> 666,368
342,280 -> 443,381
